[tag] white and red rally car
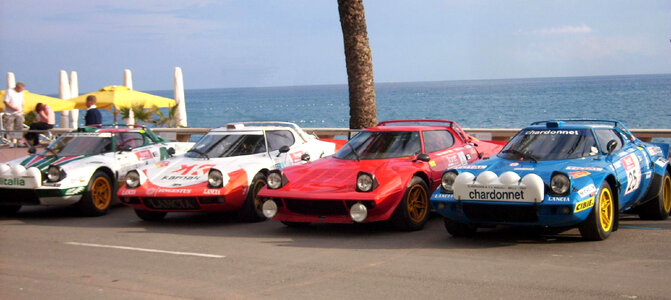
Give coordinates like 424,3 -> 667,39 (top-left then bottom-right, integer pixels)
117,121 -> 344,221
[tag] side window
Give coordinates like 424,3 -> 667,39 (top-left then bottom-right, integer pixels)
116,132 -> 146,149
594,129 -> 623,154
423,130 -> 455,153
266,130 -> 295,151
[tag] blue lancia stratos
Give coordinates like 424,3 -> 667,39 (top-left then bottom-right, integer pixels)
430,120 -> 670,240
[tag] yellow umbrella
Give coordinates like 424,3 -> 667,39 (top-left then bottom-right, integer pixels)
69,85 -> 176,110
0,90 -> 76,113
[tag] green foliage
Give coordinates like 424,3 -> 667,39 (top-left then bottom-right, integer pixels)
119,104 -> 181,128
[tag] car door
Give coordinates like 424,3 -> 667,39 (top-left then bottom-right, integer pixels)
266,129 -> 304,169
596,128 -> 649,207
115,132 -> 158,178
422,129 -> 465,187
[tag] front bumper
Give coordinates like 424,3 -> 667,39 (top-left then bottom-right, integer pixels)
0,187 -> 84,206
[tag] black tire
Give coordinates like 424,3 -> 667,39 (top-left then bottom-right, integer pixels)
0,205 -> 21,216
638,170 -> 671,220
281,221 -> 310,228
390,176 -> 431,231
238,173 -> 267,222
134,209 -> 167,221
78,170 -> 114,217
444,219 -> 477,237
579,181 -> 615,241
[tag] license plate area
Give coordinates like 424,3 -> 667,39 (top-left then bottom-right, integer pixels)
143,197 -> 200,210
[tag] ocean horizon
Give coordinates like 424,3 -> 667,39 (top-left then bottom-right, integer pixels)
85,73 -> 670,130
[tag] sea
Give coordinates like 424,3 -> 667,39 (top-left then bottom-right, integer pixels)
100,74 -> 670,133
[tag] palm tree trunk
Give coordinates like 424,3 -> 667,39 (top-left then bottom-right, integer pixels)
338,0 -> 377,129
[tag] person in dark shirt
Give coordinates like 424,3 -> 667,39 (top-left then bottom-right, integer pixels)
84,95 -> 102,126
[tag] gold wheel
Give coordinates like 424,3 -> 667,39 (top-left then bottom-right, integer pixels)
406,184 -> 428,223
91,176 -> 112,210
663,175 -> 671,213
252,179 -> 266,213
599,186 -> 613,232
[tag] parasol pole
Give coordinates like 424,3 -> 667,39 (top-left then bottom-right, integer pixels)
68,71 -> 79,128
123,69 -> 134,125
58,70 -> 71,128
174,67 -> 187,127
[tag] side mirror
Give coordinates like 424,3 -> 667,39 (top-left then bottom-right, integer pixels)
167,147 -> 176,156
301,153 -> 311,162
606,140 -> 618,155
28,146 -> 36,154
119,145 -> 132,152
416,153 -> 431,162
279,145 -> 290,153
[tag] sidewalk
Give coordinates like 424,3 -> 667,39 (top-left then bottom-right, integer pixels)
0,144 -> 41,162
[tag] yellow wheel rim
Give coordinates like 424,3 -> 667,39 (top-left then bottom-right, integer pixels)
599,187 -> 613,232
663,175 -> 671,213
252,179 -> 266,213
407,184 -> 428,223
91,177 -> 112,210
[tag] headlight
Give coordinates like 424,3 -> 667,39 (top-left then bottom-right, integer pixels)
208,169 -> 224,188
350,202 -> 368,222
125,170 -> 141,188
356,172 -> 376,192
262,200 -> 278,218
47,165 -> 65,182
441,171 -> 458,193
267,171 -> 284,189
550,173 -> 570,195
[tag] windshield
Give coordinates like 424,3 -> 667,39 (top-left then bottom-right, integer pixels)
334,131 -> 421,160
45,135 -> 113,156
500,129 -> 598,161
186,134 -> 266,158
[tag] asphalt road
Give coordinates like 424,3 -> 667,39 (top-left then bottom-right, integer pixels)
1,205 -> 670,300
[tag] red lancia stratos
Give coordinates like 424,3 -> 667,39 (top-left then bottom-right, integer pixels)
257,120 -> 505,230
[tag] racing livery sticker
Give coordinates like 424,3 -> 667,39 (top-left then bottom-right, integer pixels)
574,197 -> 595,213
569,171 -> 590,179
577,184 -> 597,198
620,153 -> 641,195
566,166 -> 603,171
135,150 -> 154,161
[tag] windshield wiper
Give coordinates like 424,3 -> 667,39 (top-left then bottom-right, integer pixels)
501,149 -> 537,162
187,148 -> 209,160
346,143 -> 361,161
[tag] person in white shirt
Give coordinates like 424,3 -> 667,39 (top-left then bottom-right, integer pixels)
3,82 -> 26,147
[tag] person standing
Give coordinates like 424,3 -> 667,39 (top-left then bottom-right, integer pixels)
3,82 -> 26,147
84,95 -> 102,126
25,102 -> 55,146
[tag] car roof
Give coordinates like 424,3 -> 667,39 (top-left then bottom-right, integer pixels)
365,125 -> 456,132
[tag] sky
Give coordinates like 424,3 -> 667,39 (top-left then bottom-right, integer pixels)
1,0 -> 670,94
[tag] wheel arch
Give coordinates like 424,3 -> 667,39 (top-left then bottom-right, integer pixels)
603,174 -> 620,231
411,171 -> 430,187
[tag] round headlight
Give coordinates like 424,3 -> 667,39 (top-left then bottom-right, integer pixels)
262,200 -> 278,218
356,173 -> 374,192
441,171 -> 458,193
267,172 -> 283,189
551,173 -> 570,195
47,166 -> 62,182
350,202 -> 368,222
208,169 -> 224,188
125,170 -> 141,188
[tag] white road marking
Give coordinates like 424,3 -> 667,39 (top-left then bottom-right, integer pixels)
66,242 -> 224,258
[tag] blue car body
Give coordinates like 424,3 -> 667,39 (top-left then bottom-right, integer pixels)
430,120 -> 670,239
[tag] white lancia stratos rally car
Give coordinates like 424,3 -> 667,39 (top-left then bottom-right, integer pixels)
117,121 -> 344,222
0,126 -> 193,216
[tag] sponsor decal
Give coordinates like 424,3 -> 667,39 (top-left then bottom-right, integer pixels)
469,188 -> 525,201
135,150 -> 154,161
64,132 -> 113,137
655,158 -> 668,168
447,155 -> 459,166
288,151 -> 305,164
569,171 -> 591,179
457,152 -> 468,165
0,177 -> 26,186
621,153 -> 641,195
172,164 -> 216,176
574,197 -> 595,213
647,146 -> 662,156
161,175 -> 201,181
157,188 -> 191,194
577,184 -> 597,198
565,166 -> 603,171
155,161 -> 170,168
432,193 -> 454,200
524,130 -> 579,135
120,189 -> 137,196
459,165 -> 486,170
509,162 -> 520,167
203,189 -> 222,195
548,196 -> 570,202
64,186 -> 85,196
429,160 -> 437,167
644,171 -> 652,179
514,167 -> 534,171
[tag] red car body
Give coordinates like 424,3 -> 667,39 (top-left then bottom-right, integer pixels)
258,120 -> 504,230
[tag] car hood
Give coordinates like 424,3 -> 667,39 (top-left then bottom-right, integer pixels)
461,156 -> 608,182
18,154 -> 91,172
142,155 -> 263,187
